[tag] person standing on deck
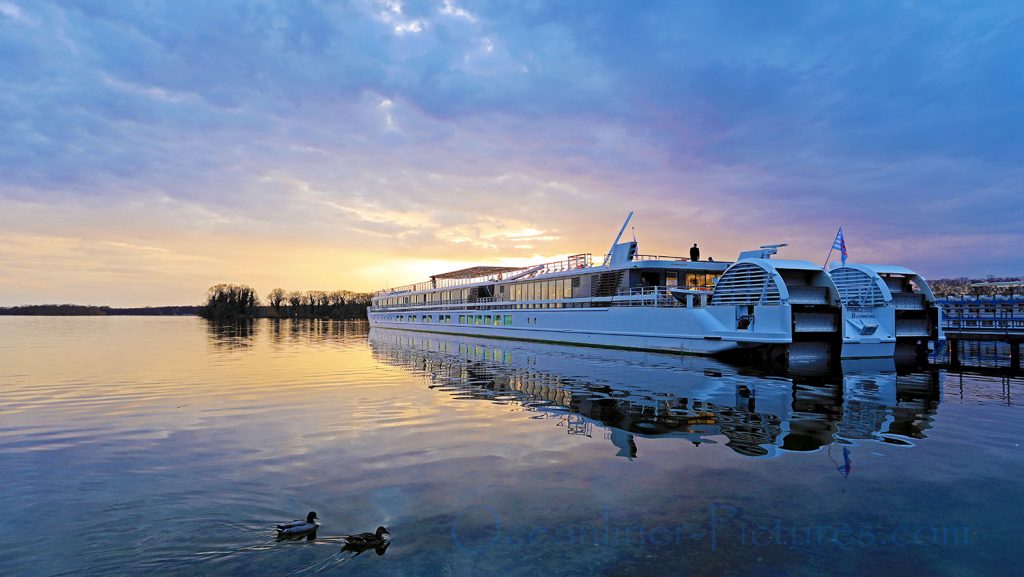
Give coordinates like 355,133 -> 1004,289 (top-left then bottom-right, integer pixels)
690,243 -> 700,261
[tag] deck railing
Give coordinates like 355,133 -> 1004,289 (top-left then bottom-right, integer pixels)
632,254 -> 689,262
374,253 -> 594,296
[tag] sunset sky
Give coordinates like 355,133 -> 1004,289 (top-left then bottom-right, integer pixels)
2,1 -> 1022,306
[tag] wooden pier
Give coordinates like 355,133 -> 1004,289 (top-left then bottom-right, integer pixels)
939,296 -> 1024,373
944,330 -> 1023,373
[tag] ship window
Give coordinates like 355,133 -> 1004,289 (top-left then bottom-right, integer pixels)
493,315 -> 501,326
503,314 -> 512,326
484,315 -> 492,325
666,272 -> 678,287
475,315 -> 483,325
687,272 -> 718,288
459,315 -> 466,324
563,278 -> 572,299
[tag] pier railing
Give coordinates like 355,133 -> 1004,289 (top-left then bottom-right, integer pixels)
938,297 -> 1024,332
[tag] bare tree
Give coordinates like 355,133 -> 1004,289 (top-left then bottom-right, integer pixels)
305,290 -> 328,317
267,288 -> 286,315
286,291 -> 303,315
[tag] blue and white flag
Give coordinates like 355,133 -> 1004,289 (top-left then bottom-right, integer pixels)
833,227 -> 848,265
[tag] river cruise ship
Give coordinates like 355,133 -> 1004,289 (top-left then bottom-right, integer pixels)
369,214 -> 943,360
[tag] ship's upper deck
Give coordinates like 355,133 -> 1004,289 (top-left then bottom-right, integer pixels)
374,251 -> 729,298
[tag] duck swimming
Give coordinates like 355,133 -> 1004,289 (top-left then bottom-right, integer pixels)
341,526 -> 390,556
276,511 -> 320,539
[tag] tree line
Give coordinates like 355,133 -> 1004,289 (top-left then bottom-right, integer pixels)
0,305 -> 202,316
928,276 -> 1023,297
200,284 -> 372,320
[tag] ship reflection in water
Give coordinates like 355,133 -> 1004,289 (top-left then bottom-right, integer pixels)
368,328 -> 941,459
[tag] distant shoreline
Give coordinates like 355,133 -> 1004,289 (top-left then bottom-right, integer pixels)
0,304 -> 367,319
0,305 -> 202,316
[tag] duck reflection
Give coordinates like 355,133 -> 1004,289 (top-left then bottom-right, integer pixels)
276,528 -> 318,542
369,328 -> 944,459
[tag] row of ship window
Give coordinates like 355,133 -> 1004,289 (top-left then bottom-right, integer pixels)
383,314 -> 515,326
375,274 -> 721,308
375,278 -> 576,307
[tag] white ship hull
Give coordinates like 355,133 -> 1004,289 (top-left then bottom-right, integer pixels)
369,303 -> 794,355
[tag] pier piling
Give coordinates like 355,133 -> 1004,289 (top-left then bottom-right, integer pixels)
949,338 -> 960,368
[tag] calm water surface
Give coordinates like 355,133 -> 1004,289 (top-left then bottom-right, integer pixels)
1,317 -> 1022,576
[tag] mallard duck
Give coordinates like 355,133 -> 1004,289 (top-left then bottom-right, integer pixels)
342,526 -> 390,556
276,511 -> 320,537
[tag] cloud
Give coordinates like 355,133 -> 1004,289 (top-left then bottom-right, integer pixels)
0,2 -> 24,21
0,0 -> 1022,305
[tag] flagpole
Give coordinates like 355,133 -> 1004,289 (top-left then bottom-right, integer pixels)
823,226 -> 840,269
